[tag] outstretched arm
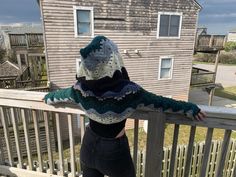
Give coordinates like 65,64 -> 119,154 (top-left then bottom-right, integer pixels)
139,88 -> 206,120
44,86 -> 206,121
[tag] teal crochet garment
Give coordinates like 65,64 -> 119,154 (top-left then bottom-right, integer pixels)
44,35 -> 200,124
44,85 -> 200,124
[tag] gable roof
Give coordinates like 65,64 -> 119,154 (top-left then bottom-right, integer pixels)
0,61 -> 27,77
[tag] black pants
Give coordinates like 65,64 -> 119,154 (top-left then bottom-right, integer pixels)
80,126 -> 136,177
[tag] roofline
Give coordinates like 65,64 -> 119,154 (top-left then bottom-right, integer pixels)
193,0 -> 202,10
2,61 -> 20,70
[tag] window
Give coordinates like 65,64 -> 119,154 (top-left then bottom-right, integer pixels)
74,6 -> 94,37
158,56 -> 174,80
157,12 -> 182,38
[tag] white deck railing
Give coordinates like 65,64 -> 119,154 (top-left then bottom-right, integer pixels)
0,89 -> 236,177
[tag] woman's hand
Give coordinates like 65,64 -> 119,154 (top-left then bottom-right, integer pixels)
194,111 -> 206,121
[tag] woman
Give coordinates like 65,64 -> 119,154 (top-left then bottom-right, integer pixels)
44,36 -> 206,177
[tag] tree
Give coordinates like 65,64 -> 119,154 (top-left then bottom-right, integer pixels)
224,41 -> 236,52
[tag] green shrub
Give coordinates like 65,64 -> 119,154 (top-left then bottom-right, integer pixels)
193,53 -> 215,63
219,52 -> 236,64
194,52 -> 236,65
224,41 -> 236,52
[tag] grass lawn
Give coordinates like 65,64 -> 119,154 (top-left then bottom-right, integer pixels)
126,125 -> 236,150
215,86 -> 236,101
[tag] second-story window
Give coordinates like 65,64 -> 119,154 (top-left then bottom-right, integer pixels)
157,12 -> 182,38
74,6 -> 94,37
158,56 -> 174,80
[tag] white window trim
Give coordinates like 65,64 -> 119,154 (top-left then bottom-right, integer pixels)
158,56 -> 174,80
157,12 -> 183,39
76,58 -> 81,74
73,6 -> 94,38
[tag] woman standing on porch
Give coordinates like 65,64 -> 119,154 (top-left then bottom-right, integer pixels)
44,36 -> 205,177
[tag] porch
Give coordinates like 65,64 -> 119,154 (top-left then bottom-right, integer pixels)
0,89 -> 236,177
195,35 -> 226,53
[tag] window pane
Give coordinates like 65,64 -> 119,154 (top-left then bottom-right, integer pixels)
78,23 -> 90,34
170,15 -> 180,36
159,15 -> 170,36
161,58 -> 172,68
160,68 -> 171,78
77,10 -> 90,22
170,15 -> 180,26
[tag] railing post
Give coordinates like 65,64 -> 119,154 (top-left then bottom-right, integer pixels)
145,111 -> 166,177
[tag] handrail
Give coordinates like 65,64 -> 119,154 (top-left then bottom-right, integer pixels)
0,89 -> 236,177
0,89 -> 236,119
0,89 -> 236,120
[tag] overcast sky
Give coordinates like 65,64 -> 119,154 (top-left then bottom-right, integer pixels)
0,0 -> 236,34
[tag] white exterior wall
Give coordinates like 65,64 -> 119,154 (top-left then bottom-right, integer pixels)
228,32 -> 236,42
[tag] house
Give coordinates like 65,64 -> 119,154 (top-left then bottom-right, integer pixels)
0,61 -> 29,88
227,28 -> 236,42
0,24 -> 46,83
38,0 -> 201,138
39,0 -> 201,100
0,24 -> 43,51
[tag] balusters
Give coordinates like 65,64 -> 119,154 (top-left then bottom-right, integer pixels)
10,108 -> 23,168
55,113 -> 64,176
33,110 -> 43,172
0,107 -> 13,166
216,130 -> 232,177
200,128 -> 214,177
21,108 -> 33,170
80,115 -> 85,143
68,114 -> 76,177
169,124 -> 179,177
0,135 -> 5,165
44,111 -> 54,174
184,126 -> 196,177
133,119 -> 139,172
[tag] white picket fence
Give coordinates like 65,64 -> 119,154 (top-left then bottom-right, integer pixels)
136,139 -> 236,177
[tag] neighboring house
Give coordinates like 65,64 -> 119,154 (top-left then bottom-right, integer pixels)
0,24 -> 46,83
0,60 -> 29,88
0,24 -> 43,51
227,28 -> 236,42
38,0 -> 201,136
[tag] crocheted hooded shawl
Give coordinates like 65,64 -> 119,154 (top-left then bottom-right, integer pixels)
44,36 -> 200,124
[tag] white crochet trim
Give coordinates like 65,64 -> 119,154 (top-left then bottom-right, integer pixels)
77,39 -> 124,80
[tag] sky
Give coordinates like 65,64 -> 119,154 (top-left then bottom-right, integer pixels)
198,0 -> 236,34
0,0 -> 236,35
